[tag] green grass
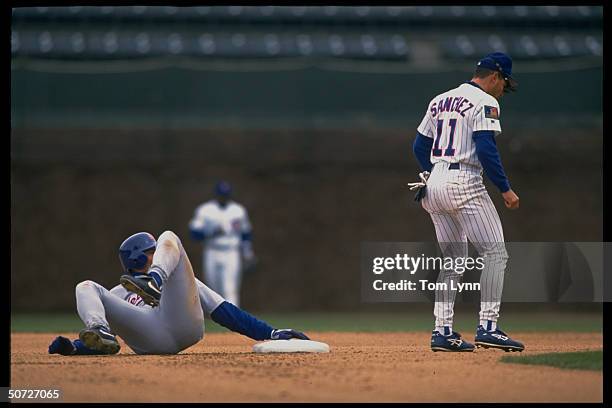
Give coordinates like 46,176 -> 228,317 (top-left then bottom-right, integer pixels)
11,311 -> 602,334
501,350 -> 603,371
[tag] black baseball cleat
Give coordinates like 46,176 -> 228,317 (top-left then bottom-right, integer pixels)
474,325 -> 525,352
120,274 -> 161,307
79,325 -> 121,355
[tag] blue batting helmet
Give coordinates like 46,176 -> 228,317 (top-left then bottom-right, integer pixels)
119,232 -> 157,273
214,180 -> 232,197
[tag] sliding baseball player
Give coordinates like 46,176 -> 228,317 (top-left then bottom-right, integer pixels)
48,231 -> 306,355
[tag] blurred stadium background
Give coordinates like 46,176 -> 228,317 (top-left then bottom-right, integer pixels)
11,6 -> 602,320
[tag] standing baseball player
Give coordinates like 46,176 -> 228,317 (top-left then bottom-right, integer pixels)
189,181 -> 254,307
410,52 -> 524,352
47,231 -> 307,355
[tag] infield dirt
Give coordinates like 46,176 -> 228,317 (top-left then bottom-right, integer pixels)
11,332 -> 602,402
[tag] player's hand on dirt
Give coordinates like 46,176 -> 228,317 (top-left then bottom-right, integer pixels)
502,189 -> 519,209
270,329 -> 310,340
48,336 -> 76,355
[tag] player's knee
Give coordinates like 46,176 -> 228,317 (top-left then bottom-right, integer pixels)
75,280 -> 102,297
159,230 -> 180,243
158,230 -> 183,251
75,280 -> 98,291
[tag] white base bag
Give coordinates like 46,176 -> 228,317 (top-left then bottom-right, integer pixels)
253,339 -> 330,353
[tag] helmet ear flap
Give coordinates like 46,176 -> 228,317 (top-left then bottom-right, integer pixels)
129,252 -> 149,270
118,232 -> 157,273
138,252 -> 150,267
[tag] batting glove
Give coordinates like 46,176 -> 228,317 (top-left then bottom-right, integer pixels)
407,171 -> 430,190
270,329 -> 310,340
407,171 -> 430,202
48,336 -> 77,355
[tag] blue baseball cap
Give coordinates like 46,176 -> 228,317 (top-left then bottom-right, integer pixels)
477,52 -> 518,92
214,180 -> 232,197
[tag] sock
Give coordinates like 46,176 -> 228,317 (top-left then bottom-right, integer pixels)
149,231 -> 181,281
435,326 -> 452,336
480,320 -> 497,331
148,271 -> 163,288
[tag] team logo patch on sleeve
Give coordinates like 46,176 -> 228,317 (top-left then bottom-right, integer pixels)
484,105 -> 499,120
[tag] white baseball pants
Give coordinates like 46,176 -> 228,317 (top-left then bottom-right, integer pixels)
421,162 -> 508,330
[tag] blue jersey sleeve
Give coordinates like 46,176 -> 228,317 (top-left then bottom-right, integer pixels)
413,132 -> 434,172
210,301 -> 274,341
189,227 -> 206,241
473,130 -> 511,193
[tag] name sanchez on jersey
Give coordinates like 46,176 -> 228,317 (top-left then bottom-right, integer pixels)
430,96 -> 475,118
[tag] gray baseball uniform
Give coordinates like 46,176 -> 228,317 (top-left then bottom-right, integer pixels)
75,231 -> 225,355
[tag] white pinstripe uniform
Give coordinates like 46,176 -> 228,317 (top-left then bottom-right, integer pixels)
189,200 -> 252,307
417,82 -> 508,333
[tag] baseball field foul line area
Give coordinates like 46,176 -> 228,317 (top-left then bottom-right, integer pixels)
10,313 -> 602,403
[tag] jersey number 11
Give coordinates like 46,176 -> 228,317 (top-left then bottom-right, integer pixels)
432,118 -> 457,157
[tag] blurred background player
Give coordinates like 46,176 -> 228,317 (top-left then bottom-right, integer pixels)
189,181 -> 255,307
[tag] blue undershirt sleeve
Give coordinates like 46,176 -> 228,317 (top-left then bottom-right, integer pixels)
472,130 -> 511,193
210,301 -> 274,341
189,227 -> 205,241
412,132 -> 434,172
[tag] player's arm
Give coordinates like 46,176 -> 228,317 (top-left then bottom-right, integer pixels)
196,278 -> 294,340
472,130 -> 519,209
189,206 -> 208,241
195,277 -> 303,340
239,209 -> 255,262
413,132 -> 434,172
209,301 -> 309,341
194,278 -> 306,340
189,207 -> 224,241
472,101 -> 519,209
413,103 -> 435,172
